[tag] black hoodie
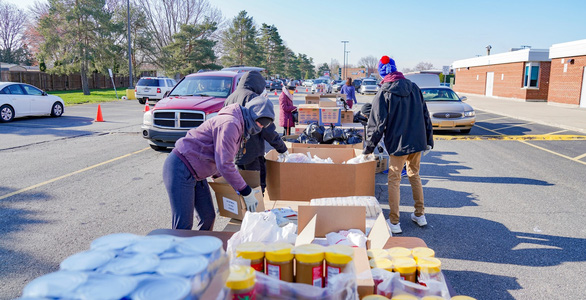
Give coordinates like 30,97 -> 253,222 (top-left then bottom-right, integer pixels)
224,71 -> 287,164
364,78 -> 433,156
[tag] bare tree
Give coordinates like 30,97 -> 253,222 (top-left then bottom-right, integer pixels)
0,1 -> 28,63
414,61 -> 434,71
137,0 -> 223,67
358,55 -> 378,74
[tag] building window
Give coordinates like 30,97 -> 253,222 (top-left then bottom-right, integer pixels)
523,62 -> 539,88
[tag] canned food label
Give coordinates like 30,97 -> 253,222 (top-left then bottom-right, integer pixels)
251,261 -> 263,272
231,287 -> 256,300
312,265 -> 323,287
325,266 -> 341,286
267,263 -> 281,279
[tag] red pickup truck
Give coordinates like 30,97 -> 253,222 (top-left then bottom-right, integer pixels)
141,70 -> 247,150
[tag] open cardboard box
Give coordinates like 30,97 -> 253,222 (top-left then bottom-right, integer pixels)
208,170 -> 265,221
295,205 -> 392,298
265,148 -> 375,201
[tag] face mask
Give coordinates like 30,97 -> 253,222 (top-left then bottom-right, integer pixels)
289,90 -> 294,95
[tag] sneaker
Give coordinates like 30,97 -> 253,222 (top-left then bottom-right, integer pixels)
411,213 -> 427,227
401,169 -> 407,177
386,219 -> 402,234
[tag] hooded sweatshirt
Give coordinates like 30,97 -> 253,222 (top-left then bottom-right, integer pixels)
364,78 -> 433,156
224,71 -> 287,164
173,103 -> 252,193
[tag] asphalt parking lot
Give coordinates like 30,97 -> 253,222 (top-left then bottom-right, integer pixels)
1,93 -> 585,299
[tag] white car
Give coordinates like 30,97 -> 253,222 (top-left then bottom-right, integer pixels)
135,77 -> 176,104
303,80 -> 314,87
0,82 -> 64,122
359,79 -> 379,94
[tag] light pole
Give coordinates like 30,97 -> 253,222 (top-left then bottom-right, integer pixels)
127,0 -> 133,89
341,41 -> 349,79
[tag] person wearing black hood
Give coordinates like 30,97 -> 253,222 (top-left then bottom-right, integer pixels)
224,71 -> 288,193
363,56 -> 434,235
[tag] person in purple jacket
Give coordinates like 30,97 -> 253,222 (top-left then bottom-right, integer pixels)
340,77 -> 357,109
279,84 -> 297,135
162,96 -> 275,230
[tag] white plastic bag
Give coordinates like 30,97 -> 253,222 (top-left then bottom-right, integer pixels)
226,212 -> 297,255
284,153 -> 312,163
325,229 -> 367,248
344,154 -> 374,164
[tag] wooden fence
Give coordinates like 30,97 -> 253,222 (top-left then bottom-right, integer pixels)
0,71 -> 130,91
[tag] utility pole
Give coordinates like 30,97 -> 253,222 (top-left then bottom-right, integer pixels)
341,41 -> 349,79
127,0 -> 133,89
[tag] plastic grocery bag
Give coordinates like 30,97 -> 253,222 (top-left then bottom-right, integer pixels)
375,269 -> 450,299
226,212 -> 297,256
325,229 -> 367,248
283,153 -> 313,163
344,154 -> 374,164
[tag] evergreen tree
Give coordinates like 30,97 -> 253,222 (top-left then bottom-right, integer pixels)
258,23 -> 285,77
298,53 -> 315,79
161,22 -> 221,76
317,63 -> 330,77
220,10 -> 260,67
37,0 -> 123,95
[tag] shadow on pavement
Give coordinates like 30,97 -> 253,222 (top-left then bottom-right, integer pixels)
0,116 -> 96,138
442,270 -> 520,300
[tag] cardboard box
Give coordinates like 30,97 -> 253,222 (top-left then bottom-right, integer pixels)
319,107 -> 342,126
318,98 -> 339,107
265,148 -> 375,201
305,94 -> 321,105
297,104 -> 320,124
375,154 -> 389,174
321,93 -> 346,100
208,170 -> 265,221
296,206 -> 392,298
341,111 -> 354,123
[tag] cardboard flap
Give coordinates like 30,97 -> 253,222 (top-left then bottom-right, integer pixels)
297,206 -> 366,237
213,170 -> 260,188
368,213 -> 392,249
295,214 -> 317,246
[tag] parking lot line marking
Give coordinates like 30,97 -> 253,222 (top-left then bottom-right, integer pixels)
493,121 -> 535,131
476,116 -> 509,122
472,124 -> 503,135
434,135 -> 586,141
0,147 -> 150,201
545,129 -> 568,135
519,141 -> 586,166
574,153 -> 586,160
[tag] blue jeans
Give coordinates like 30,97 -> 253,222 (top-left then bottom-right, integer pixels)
162,152 -> 215,230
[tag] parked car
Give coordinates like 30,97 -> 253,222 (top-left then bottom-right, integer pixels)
404,73 -> 441,88
265,80 -> 272,89
0,82 -> 64,122
331,80 -> 344,92
290,80 -> 300,86
303,79 -> 314,87
420,87 -> 475,134
141,70 -> 245,150
352,79 -> 362,90
269,80 -> 283,91
311,78 -> 332,94
359,79 -> 379,94
135,77 -> 176,104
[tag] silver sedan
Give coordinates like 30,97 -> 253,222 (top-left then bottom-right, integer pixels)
421,87 -> 475,134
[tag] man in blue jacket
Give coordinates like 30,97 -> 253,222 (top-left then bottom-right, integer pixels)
363,56 -> 434,234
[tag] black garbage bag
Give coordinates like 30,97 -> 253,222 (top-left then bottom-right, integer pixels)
305,122 -> 325,143
323,125 -> 346,144
346,135 -> 362,145
332,140 -> 347,145
306,138 -> 319,144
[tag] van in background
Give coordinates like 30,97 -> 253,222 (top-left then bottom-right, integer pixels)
404,73 -> 441,88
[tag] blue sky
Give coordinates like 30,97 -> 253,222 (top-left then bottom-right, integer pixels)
8,0 -> 586,70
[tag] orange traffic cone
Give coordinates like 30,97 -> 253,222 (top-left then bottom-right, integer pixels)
306,88 -> 308,92
144,102 -> 150,112
295,89 -> 298,93
274,90 -> 278,96
95,105 -> 104,122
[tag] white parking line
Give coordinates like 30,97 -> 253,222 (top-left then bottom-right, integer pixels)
0,147 -> 150,201
493,121 -> 535,131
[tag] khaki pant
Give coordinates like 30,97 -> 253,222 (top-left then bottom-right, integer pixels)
387,152 -> 424,224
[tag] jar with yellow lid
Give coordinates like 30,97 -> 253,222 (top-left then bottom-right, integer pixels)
293,244 -> 325,287
363,295 -> 389,300
367,248 -> 390,260
411,247 -> 435,261
416,257 -> 442,281
387,247 -> 412,260
391,294 -> 419,300
451,296 -> 476,300
324,245 -> 354,287
393,257 -> 417,283
265,242 -> 294,282
369,258 -> 393,272
236,242 -> 265,272
421,296 -> 445,300
226,265 -> 256,300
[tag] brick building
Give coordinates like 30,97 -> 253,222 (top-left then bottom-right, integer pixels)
340,67 -> 378,80
452,48 -> 551,101
548,39 -> 586,108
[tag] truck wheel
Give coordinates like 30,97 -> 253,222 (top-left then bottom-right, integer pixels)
138,98 -> 146,104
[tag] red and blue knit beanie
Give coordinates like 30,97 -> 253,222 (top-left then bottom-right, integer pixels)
378,55 -> 397,77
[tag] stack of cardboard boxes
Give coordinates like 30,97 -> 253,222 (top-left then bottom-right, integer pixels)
296,94 -> 356,132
